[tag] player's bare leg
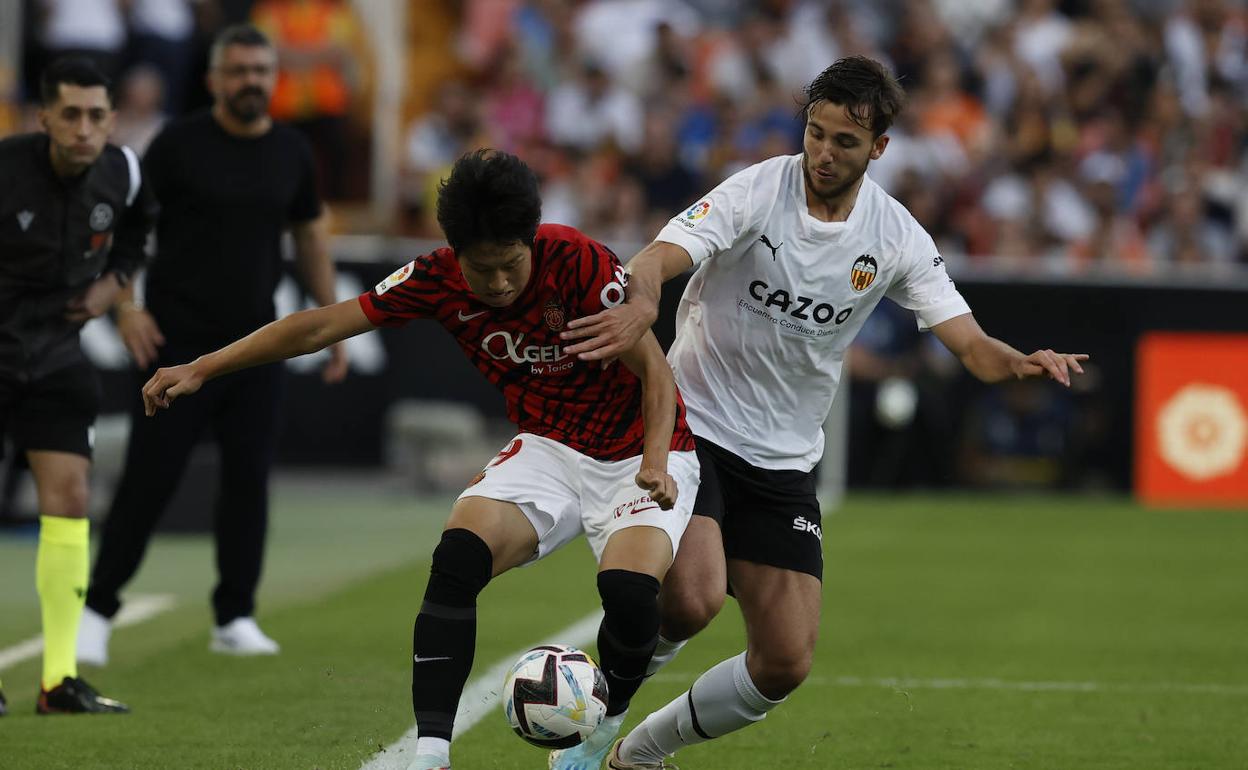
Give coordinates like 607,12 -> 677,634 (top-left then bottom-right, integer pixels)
409,496 -> 539,770
550,525 -> 672,769
616,560 -> 820,765
649,515 -> 727,675
731,560 -> 821,697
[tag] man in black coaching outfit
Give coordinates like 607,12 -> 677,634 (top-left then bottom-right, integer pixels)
80,25 -> 348,663
0,57 -> 152,714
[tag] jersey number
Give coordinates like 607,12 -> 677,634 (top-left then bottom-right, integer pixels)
489,438 -> 524,467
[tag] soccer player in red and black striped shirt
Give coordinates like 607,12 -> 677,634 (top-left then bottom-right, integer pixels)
140,150 -> 699,770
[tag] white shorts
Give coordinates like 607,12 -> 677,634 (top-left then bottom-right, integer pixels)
457,433 -> 700,565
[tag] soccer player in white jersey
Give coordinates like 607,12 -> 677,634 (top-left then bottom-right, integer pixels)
553,56 -> 1088,769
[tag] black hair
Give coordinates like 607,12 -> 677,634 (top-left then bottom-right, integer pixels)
436,150 -> 542,255
801,56 -> 906,137
40,56 -> 113,107
210,24 -> 273,67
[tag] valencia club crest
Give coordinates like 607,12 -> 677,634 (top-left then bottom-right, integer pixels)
850,254 -> 877,292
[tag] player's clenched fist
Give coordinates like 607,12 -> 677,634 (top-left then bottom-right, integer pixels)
635,467 -> 678,510
142,363 -> 205,416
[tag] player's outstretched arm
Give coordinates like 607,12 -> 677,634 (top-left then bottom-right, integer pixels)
619,330 -> 681,509
142,299 -> 374,416
931,313 -> 1088,387
562,241 -> 694,362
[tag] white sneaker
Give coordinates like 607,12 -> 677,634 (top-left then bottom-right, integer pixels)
76,606 -> 112,666
406,755 -> 450,770
210,617 -> 280,655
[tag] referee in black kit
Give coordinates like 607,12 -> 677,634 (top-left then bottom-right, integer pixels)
79,25 -> 348,663
0,57 -> 152,714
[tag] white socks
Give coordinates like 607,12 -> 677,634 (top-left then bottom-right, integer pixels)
644,634 -> 687,677
622,652 -> 784,764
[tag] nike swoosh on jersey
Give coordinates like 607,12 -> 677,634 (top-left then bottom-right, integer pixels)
457,310 -> 487,321
628,505 -> 661,515
413,655 -> 454,664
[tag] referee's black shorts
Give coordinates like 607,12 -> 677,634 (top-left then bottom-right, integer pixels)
0,361 -> 101,461
691,436 -> 824,580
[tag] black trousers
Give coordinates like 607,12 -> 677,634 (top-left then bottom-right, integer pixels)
86,343 -> 284,626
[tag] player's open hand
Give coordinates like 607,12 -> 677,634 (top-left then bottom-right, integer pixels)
1013,350 -> 1089,387
635,467 -> 677,510
562,301 -> 656,367
142,363 -> 205,416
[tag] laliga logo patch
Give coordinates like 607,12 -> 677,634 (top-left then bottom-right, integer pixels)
375,260 -> 414,295
678,199 -> 711,230
543,298 -> 566,331
850,254 -> 877,292
89,203 -> 113,232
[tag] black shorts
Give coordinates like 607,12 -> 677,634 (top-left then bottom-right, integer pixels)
692,436 -> 823,579
0,361 -> 101,461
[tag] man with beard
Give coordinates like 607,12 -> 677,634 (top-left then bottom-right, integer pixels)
551,56 -> 1088,769
78,24 -> 347,663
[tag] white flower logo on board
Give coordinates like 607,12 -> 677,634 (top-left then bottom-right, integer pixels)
1156,383 -> 1247,481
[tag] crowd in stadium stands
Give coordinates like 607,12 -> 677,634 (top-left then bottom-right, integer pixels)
6,0 -> 1245,272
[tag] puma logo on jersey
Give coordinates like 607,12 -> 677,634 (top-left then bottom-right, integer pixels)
758,234 -> 782,261
792,516 -> 822,541
747,280 -> 854,325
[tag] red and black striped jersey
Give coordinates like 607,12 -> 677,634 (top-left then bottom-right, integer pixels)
358,223 -> 696,462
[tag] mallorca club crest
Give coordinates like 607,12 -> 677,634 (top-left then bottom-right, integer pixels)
543,298 -> 566,331
850,254 -> 878,292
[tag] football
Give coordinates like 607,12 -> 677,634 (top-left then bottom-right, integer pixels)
501,644 -> 609,749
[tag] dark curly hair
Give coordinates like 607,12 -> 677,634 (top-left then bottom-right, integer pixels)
801,56 -> 905,137
436,149 -> 542,255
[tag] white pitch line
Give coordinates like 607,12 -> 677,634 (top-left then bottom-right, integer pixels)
0,593 -> 177,671
647,671 -> 1248,696
361,610 -> 604,770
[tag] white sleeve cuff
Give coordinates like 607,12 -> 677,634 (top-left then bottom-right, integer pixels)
655,225 -> 713,265
915,294 -> 972,330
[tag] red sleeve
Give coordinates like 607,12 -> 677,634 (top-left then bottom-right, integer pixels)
570,236 -> 628,316
357,253 -> 447,327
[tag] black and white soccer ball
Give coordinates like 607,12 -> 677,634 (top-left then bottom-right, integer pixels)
501,644 -> 609,749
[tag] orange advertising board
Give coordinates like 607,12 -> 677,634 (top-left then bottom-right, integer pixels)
1136,333 -> 1248,507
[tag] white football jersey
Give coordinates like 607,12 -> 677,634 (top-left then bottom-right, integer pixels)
656,154 -> 971,471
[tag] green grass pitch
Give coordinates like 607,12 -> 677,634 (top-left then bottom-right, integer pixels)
1,486 -> 1245,769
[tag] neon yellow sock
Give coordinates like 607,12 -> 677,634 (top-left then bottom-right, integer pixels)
36,516 -> 89,690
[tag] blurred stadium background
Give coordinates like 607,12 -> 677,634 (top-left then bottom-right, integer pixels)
1,1 -> 1246,768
